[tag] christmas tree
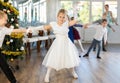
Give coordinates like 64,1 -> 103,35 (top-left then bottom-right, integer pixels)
0,0 -> 25,61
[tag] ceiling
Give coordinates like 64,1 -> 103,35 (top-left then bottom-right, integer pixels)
15,0 -> 28,4
15,0 -> 40,4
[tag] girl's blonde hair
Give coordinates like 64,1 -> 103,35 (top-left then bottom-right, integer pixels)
0,10 -> 6,19
57,9 -> 67,16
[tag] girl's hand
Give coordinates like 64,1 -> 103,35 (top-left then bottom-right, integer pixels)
26,28 -> 32,34
116,23 -> 118,25
83,23 -> 90,29
112,28 -> 115,32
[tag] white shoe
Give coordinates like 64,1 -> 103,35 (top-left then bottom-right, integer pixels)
44,75 -> 49,82
72,71 -> 78,79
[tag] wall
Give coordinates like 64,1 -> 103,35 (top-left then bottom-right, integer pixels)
117,0 -> 120,24
46,0 -> 60,23
76,25 -> 120,44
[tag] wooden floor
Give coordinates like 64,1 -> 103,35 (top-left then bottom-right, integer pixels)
0,43 -> 120,83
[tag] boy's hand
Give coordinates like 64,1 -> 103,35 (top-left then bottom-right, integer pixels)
104,41 -> 108,46
104,42 -> 106,46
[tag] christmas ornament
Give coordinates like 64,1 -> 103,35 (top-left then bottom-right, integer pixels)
11,18 -> 14,21
10,58 -> 14,62
10,39 -> 13,42
20,46 -> 24,51
6,41 -> 10,45
16,24 -> 19,27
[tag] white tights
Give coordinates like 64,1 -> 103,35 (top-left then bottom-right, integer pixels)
44,67 -> 52,82
77,39 -> 85,52
44,67 -> 78,82
71,68 -> 78,79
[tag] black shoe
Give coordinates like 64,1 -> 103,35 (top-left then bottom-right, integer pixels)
103,48 -> 107,52
83,54 -> 89,57
97,56 -> 101,59
16,81 -> 19,83
93,49 -> 96,51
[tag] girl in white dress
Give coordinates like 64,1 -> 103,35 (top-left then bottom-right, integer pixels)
42,9 -> 80,82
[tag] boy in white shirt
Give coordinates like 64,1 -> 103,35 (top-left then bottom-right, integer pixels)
0,10 -> 30,83
83,19 -> 108,59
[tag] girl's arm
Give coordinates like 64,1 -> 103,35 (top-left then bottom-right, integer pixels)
107,24 -> 115,32
74,24 -> 83,27
44,25 -> 52,30
12,28 -> 27,33
69,19 -> 89,29
28,24 -> 52,32
74,23 -> 89,29
110,11 -> 118,25
92,19 -> 102,24
69,20 -> 77,26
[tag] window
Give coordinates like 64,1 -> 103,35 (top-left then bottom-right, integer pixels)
60,0 -> 117,23
33,2 -> 40,22
60,1 -> 73,17
18,4 -> 23,21
92,2 -> 102,22
18,0 -> 47,27
18,1 -> 31,22
75,1 -> 90,23
40,0 -> 46,23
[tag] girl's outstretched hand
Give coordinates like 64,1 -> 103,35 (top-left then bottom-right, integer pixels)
83,23 -> 90,29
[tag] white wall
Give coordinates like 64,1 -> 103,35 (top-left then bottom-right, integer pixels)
117,0 -> 120,24
76,25 -> 120,44
107,25 -> 120,43
46,0 -> 60,23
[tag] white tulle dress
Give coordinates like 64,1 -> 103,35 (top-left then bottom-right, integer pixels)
42,21 -> 80,71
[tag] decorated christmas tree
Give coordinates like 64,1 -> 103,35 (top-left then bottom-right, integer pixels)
0,0 -> 25,61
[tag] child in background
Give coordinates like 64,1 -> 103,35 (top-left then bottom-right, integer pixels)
83,19 -> 108,59
92,13 -> 115,51
68,17 -> 86,52
0,10 -> 30,83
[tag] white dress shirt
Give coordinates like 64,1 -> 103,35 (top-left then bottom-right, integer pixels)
88,24 -> 107,43
0,27 -> 13,48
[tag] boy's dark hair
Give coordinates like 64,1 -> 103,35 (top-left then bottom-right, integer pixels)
71,17 -> 74,20
105,4 -> 109,7
102,19 -> 107,23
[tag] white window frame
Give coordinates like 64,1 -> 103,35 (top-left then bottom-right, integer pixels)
60,0 -> 118,23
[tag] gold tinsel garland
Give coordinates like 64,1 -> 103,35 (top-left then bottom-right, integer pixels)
2,50 -> 25,56
0,0 -> 19,15
10,32 -> 24,38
